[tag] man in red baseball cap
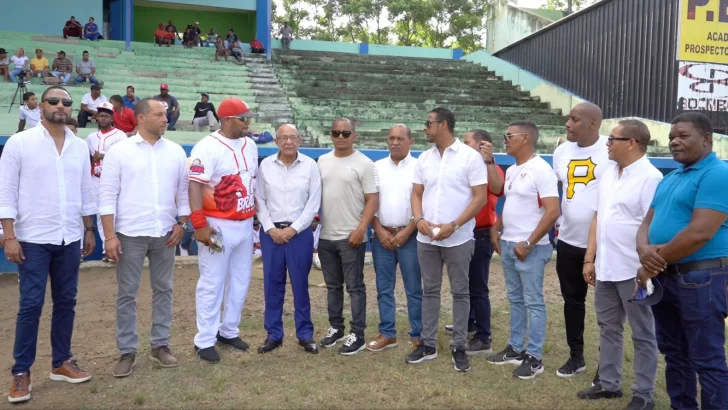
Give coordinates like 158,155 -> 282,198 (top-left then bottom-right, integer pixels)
152,83 -> 180,131
189,98 -> 259,364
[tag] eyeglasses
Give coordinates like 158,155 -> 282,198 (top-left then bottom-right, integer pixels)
226,115 -> 252,123
277,135 -> 299,142
503,133 -> 528,141
331,130 -> 352,138
607,136 -> 633,145
44,97 -> 73,107
424,120 -> 444,128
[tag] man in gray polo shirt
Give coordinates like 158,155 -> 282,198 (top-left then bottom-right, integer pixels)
73,50 -> 102,86
317,118 -> 379,356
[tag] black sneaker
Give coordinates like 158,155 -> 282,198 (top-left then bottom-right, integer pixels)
626,396 -> 655,410
338,333 -> 366,356
513,354 -> 545,380
319,327 -> 346,348
576,383 -> 623,400
451,347 -> 471,372
465,338 -> 492,356
299,339 -> 319,354
194,345 -> 220,364
216,333 -> 249,352
486,345 -> 525,366
556,357 -> 587,378
592,370 -> 601,387
405,344 -> 438,364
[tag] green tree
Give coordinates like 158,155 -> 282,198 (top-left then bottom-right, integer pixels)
544,0 -> 595,12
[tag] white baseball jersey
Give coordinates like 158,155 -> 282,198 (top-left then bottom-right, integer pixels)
86,127 -> 126,185
188,131 -> 258,221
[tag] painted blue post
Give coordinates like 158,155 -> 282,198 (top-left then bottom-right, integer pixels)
124,0 -> 133,51
359,43 -> 369,55
453,48 -> 464,60
256,0 -> 272,62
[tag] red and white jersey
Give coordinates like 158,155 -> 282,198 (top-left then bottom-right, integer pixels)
189,131 -> 258,221
86,127 -> 126,179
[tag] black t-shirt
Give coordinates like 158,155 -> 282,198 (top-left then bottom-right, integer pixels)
193,102 -> 218,121
226,33 -> 239,43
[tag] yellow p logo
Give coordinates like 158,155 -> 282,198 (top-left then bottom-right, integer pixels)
566,158 -> 597,199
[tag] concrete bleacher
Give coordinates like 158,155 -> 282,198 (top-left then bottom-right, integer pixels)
0,31 -> 293,143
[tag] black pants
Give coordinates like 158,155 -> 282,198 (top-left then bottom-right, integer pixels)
251,47 -> 265,54
556,240 -> 589,359
77,111 -> 93,128
468,229 -> 493,343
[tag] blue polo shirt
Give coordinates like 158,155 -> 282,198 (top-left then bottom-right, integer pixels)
123,95 -> 140,110
648,152 -> 728,263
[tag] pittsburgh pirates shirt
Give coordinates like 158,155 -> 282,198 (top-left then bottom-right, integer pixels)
188,131 -> 258,221
552,135 -> 612,249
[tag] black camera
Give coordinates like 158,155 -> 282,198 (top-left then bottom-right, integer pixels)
16,70 -> 27,84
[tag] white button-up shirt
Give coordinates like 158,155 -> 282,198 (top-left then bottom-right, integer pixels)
0,124 -> 96,245
413,138 -> 488,247
255,152 -> 322,234
594,156 -> 663,282
98,134 -> 190,238
375,153 -> 417,227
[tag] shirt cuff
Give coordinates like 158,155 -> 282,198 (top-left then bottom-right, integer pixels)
81,204 -> 97,217
0,207 -> 18,220
98,205 -> 116,216
470,178 -> 488,187
291,220 -> 305,234
261,220 -> 275,233
177,205 -> 191,217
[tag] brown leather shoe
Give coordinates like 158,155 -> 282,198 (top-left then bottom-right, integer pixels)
8,373 -> 31,403
411,338 -> 421,352
112,353 -> 137,378
366,335 -> 398,352
151,346 -> 178,367
49,359 -> 91,384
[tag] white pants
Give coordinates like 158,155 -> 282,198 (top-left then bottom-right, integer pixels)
91,177 -> 107,253
193,112 -> 219,132
194,217 -> 253,349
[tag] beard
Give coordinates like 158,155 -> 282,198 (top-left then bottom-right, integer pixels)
43,109 -> 67,124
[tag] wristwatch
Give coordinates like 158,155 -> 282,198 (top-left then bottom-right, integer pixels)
450,221 -> 460,231
178,221 -> 189,230
84,226 -> 95,233
524,240 -> 532,250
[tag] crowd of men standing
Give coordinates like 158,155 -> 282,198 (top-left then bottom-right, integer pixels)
0,85 -> 726,410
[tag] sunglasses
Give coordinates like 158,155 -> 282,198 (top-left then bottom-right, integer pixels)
424,120 -> 444,128
503,132 -> 529,141
45,97 -> 73,107
226,115 -> 252,123
331,130 -> 353,138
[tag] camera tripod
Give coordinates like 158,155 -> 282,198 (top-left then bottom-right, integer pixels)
8,79 -> 28,113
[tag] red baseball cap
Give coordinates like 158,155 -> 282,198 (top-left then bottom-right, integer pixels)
218,98 -> 257,118
160,83 -> 169,90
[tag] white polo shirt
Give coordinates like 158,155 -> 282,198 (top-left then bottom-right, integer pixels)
594,156 -> 663,282
552,135 -> 612,248
0,124 -> 96,244
501,155 -> 559,245
413,138 -> 488,247
19,105 -> 40,129
81,93 -> 107,111
374,153 -> 417,228
98,134 -> 190,237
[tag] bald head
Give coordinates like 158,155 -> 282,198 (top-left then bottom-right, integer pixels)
566,102 -> 603,143
572,102 -> 603,123
389,123 -> 412,139
276,123 -> 299,138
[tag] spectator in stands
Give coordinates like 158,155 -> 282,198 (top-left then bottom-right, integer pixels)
73,51 -> 102,86
123,85 -> 140,110
183,25 -> 196,48
192,93 -> 219,131
205,28 -> 218,46
30,48 -> 50,78
231,41 -> 244,62
84,17 -> 102,41
63,16 -> 83,39
225,28 -> 239,50
66,117 -> 79,135
280,23 -> 293,49
154,23 -> 172,47
17,92 -> 40,132
250,37 -> 265,54
109,95 -> 137,136
312,214 -> 322,269
9,48 -> 30,84
166,20 -> 180,41
51,51 -> 73,86
215,37 -> 228,61
252,218 -> 261,257
153,83 -> 180,131
193,22 -> 202,45
78,84 -> 108,128
0,48 -> 9,82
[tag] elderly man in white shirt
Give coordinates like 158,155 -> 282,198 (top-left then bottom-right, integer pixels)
407,108 -> 488,372
577,120 -> 662,409
0,86 -> 96,403
255,124 -> 322,355
367,124 -> 423,353
98,99 -> 190,378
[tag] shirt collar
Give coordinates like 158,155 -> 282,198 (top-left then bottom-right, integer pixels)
274,151 -> 301,164
429,138 -> 461,155
387,152 -> 413,165
130,133 -> 164,145
679,152 -> 717,172
622,155 -> 649,176
38,122 -> 75,148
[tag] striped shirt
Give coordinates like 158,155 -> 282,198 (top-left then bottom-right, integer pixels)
53,57 -> 73,73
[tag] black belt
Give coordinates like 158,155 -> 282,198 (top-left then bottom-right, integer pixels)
274,222 -> 292,229
663,257 -> 728,275
474,225 -> 492,233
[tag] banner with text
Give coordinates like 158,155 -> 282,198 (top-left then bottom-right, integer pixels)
679,0 -> 728,64
678,61 -> 728,111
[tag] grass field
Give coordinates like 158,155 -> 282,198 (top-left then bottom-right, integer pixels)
0,257 -> 712,409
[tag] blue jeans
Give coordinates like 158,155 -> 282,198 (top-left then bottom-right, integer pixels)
469,229 -> 493,343
73,74 -> 100,85
651,266 -> 728,410
51,71 -> 71,84
371,233 -> 422,339
166,111 -> 179,129
500,240 -> 552,360
9,68 -> 25,83
12,241 -> 81,375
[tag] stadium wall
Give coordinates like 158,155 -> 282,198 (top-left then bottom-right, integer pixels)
133,5 -> 256,43
2,0 -> 104,37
